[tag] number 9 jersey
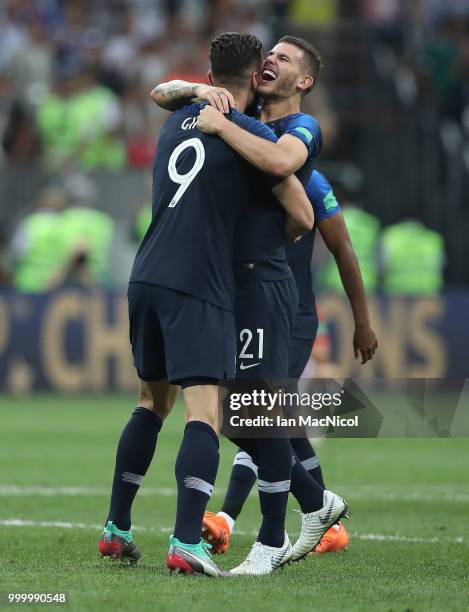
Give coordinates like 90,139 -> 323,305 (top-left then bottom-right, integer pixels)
130,103 -> 278,313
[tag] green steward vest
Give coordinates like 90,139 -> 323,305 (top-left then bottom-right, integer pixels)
68,87 -> 126,171
37,95 -> 79,168
59,207 -> 114,285
382,221 -> 444,294
37,88 -> 125,171
321,206 -> 380,293
14,212 -> 65,293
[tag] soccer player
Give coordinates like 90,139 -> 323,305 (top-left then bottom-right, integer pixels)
153,35 -> 377,560
205,171 -> 378,556
98,32 -> 315,577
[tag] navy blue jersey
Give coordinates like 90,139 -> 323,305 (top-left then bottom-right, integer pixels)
130,104 -> 279,312
233,145 -> 286,279
234,183 -> 292,281
235,112 -> 323,282
267,113 -> 322,189
287,170 -> 341,339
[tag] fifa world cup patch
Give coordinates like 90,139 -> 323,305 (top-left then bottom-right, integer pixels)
324,190 -> 339,211
293,127 -> 313,143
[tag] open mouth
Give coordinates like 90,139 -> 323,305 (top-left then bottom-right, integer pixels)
261,68 -> 277,82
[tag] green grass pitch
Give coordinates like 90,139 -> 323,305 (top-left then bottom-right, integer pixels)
0,395 -> 468,611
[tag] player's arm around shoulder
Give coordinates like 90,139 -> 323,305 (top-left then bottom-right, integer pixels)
197,106 -> 308,178
208,108 -> 314,235
150,80 -> 234,112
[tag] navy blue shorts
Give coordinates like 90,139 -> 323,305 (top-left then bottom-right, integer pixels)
235,277 -> 298,384
284,336 -> 315,413
128,282 -> 236,384
288,337 -> 314,379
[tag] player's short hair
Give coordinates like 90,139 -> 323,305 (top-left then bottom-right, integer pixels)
278,35 -> 323,94
209,32 -> 263,89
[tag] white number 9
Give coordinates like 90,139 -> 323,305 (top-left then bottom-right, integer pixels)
168,138 -> 205,207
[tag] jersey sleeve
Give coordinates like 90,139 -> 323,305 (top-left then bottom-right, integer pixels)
283,114 -> 322,158
229,109 -> 281,189
229,109 -> 278,143
307,171 -> 341,222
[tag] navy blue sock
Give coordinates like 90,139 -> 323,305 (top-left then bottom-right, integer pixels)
290,437 -> 326,489
289,448 -> 324,513
107,407 -> 162,531
174,421 -> 219,544
228,437 -> 259,463
220,449 -> 258,520
229,439 -> 324,514
257,438 -> 292,548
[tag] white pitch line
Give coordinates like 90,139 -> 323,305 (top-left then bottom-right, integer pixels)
1,484 -> 469,503
0,519 -> 105,530
0,518 -> 465,545
0,519 -> 250,536
0,485 -> 176,497
350,532 -> 465,544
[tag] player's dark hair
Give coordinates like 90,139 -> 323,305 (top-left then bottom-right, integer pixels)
209,32 -> 263,89
278,35 -> 323,94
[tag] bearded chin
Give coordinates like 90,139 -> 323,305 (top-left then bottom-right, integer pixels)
260,77 -> 297,101
258,84 -> 282,101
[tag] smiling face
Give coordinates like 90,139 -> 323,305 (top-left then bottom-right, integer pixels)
257,42 -> 313,101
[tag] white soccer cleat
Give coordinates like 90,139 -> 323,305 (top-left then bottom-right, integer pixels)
229,533 -> 292,576
291,490 -> 349,561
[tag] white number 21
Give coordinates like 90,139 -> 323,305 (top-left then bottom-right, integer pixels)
239,328 -> 264,360
167,138 -> 205,207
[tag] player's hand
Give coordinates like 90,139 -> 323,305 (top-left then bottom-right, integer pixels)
195,85 -> 235,113
197,105 -> 229,134
353,323 -> 378,364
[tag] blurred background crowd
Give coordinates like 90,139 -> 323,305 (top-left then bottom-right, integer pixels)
1,0 -> 468,294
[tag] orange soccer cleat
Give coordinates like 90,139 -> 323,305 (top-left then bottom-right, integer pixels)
202,511 -> 230,554
315,522 -> 349,554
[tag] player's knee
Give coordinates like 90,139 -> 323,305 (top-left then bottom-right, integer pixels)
138,386 -> 154,409
184,401 -> 220,432
138,380 -> 177,422
183,384 -> 220,432
138,400 -> 172,422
